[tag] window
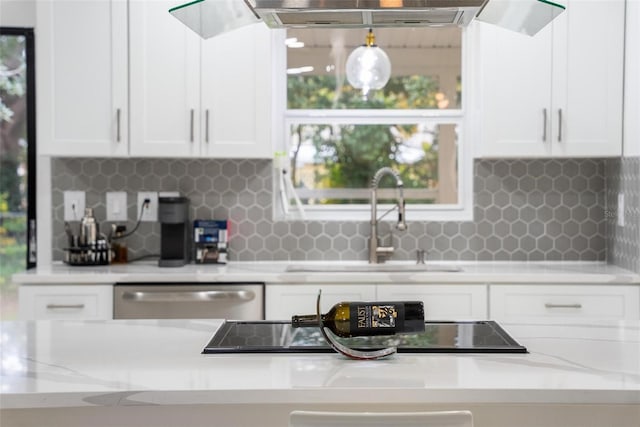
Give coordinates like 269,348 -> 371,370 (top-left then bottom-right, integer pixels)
1,27 -> 37,320
276,27 -> 473,221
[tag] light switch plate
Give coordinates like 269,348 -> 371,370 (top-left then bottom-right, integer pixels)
63,191 -> 85,221
106,192 -> 128,221
617,193 -> 625,227
137,192 -> 158,222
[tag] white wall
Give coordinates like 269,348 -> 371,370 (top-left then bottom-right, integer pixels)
0,0 -> 36,27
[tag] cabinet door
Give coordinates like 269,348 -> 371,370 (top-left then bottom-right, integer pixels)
551,0 -> 624,157
376,284 -> 488,320
624,0 -> 640,156
476,21 -> 553,158
19,285 -> 113,320
37,0 -> 128,156
265,284 -> 376,320
490,284 -> 640,323
129,0 -> 201,157
200,24 -> 273,158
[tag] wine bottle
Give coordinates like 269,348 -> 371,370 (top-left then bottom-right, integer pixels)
291,301 -> 425,338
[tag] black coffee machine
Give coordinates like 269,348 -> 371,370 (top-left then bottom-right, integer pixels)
158,197 -> 190,267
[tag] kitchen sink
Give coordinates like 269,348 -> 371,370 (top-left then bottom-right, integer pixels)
285,263 -> 463,273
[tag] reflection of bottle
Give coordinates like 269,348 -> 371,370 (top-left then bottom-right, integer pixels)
110,225 -> 128,264
292,301 -> 424,338
28,219 -> 37,264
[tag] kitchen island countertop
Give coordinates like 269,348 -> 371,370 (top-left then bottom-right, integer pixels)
11,261 -> 640,285
1,319 -> 639,409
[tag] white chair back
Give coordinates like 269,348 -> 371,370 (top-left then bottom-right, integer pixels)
289,410 -> 473,427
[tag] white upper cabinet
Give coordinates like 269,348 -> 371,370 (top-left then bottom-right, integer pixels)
624,0 -> 640,157
474,20 -> 554,157
201,24 -> 274,158
37,0 -> 128,157
38,0 -> 273,159
129,0 -> 273,158
551,1 -> 624,157
129,0 -> 201,157
476,0 -> 624,158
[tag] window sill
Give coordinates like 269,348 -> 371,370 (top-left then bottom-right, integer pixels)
274,204 -> 474,223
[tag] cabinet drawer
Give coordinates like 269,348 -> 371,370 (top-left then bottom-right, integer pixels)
265,284 -> 376,320
376,284 -> 488,320
19,285 -> 113,320
489,285 -> 640,322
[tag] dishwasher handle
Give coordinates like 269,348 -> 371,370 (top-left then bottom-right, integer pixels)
121,290 -> 256,303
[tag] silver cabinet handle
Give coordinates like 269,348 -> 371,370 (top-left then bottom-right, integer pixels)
544,303 -> 582,309
557,108 -> 563,142
190,109 -> 195,142
46,304 -> 85,310
542,108 -> 547,142
116,108 -> 121,142
122,290 -> 255,303
205,109 -> 210,143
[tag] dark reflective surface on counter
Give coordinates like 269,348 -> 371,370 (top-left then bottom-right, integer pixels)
202,321 -> 527,354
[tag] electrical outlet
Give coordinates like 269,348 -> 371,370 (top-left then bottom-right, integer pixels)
137,192 -> 158,222
106,192 -> 128,221
617,193 -> 625,227
63,191 -> 85,221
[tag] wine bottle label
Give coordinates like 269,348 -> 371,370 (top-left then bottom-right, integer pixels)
350,303 -> 405,335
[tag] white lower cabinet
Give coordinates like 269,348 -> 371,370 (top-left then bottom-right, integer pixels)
17,282 -> 640,322
265,283 -> 487,320
490,284 -> 640,323
19,285 -> 113,320
376,284 -> 488,320
265,284 -> 376,320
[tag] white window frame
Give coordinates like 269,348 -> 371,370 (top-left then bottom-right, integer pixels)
272,27 -> 476,222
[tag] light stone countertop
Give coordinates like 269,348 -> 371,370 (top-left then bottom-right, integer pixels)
11,261 -> 640,285
1,319 -> 639,410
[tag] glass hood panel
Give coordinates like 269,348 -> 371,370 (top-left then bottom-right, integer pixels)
169,0 -> 565,39
475,0 -> 566,36
169,0 -> 259,39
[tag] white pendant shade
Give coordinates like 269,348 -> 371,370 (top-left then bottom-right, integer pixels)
346,30 -> 391,98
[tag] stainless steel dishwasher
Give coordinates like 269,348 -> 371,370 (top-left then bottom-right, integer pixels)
113,283 -> 264,319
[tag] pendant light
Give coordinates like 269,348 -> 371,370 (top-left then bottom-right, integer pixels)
346,29 -> 391,99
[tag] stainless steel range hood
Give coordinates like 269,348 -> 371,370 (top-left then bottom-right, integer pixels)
245,0 -> 487,29
169,0 -> 565,39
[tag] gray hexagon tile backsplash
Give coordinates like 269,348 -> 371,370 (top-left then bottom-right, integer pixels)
606,157 -> 640,273
52,158 -> 609,263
